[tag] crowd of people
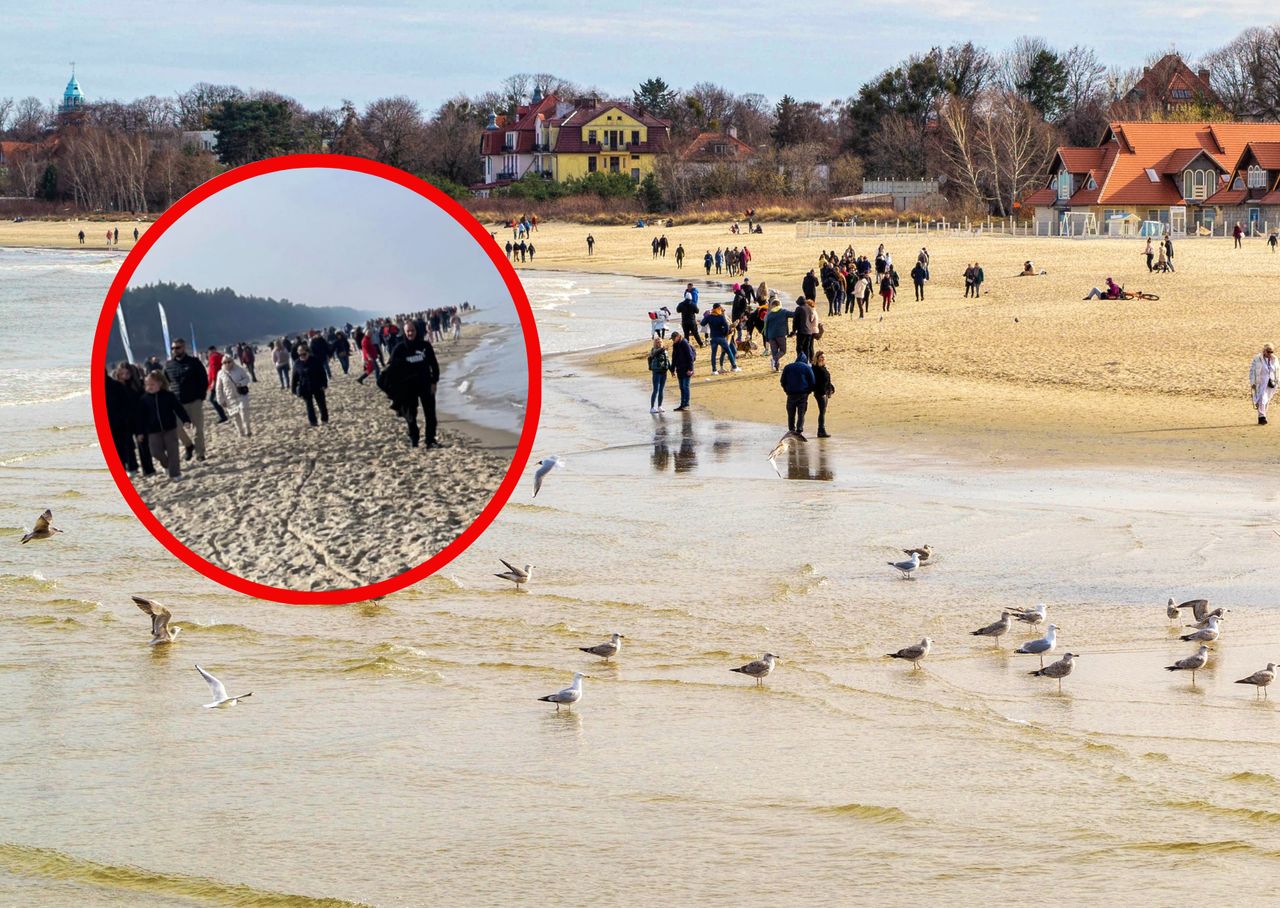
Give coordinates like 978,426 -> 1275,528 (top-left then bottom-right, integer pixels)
104,304 -> 471,482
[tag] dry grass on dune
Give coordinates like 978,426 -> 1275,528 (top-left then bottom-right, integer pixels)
511,220 -> 1280,466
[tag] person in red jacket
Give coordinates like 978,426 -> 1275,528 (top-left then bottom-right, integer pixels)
205,346 -> 229,423
357,329 -> 381,384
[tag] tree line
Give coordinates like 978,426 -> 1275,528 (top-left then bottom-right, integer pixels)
2,24 -> 1278,217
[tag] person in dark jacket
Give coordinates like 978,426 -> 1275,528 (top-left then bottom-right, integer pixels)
802,269 -> 819,303
780,352 -> 816,437
163,338 -> 210,462
140,370 -> 192,480
811,351 -> 835,438
381,320 -> 441,447
676,289 -> 703,347
700,303 -> 739,374
647,337 -> 670,413
333,332 -> 351,374
911,262 -> 927,301
291,344 -> 330,426
669,331 -> 696,411
308,331 -> 333,378
112,362 -> 156,476
764,299 -> 792,371
105,368 -> 141,474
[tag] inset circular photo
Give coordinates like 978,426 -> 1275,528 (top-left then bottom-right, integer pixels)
91,158 -> 539,603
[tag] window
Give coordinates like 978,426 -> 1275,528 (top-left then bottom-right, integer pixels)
713,143 -> 727,154
1144,168 -> 1160,183
588,130 -> 597,144
1233,175 -> 1245,190
631,130 -> 640,145
630,154 -> 639,160
588,156 -> 597,172
1248,165 -> 1266,188
1193,169 -> 1206,200
631,168 -> 641,182
610,156 -> 620,173
1183,171 -> 1194,199
1171,88 -> 1192,100
1057,171 -> 1071,200
1087,176 -> 1097,190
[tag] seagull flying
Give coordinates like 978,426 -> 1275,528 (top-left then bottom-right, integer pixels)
580,633 -> 625,661
971,611 -> 1012,646
1165,644 -> 1209,684
21,509 -> 62,544
1015,624 -> 1058,667
887,551 -> 920,580
495,559 -> 532,589
1235,663 -> 1277,699
1010,603 -> 1047,628
195,664 -> 252,708
1030,652 -> 1078,691
132,595 -> 180,645
1180,614 -> 1222,643
731,653 -> 779,686
1187,608 -> 1227,629
1174,598 -> 1212,622
886,637 -> 932,670
538,672 -> 585,711
533,455 -> 564,497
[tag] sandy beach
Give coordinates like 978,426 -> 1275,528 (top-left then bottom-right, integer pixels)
508,220 -> 1280,468
0,218 -> 152,251
132,330 -> 518,591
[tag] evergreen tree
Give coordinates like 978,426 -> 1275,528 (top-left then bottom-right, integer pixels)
1015,49 -> 1069,120
207,99 -> 296,166
36,163 -> 59,201
633,77 -> 677,117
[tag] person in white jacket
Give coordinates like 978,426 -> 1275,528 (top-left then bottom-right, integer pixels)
1250,343 -> 1278,426
215,355 -> 253,437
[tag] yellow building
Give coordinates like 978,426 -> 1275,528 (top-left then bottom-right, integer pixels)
476,93 -> 672,193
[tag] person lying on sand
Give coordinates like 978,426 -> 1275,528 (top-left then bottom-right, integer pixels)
1018,260 -> 1047,276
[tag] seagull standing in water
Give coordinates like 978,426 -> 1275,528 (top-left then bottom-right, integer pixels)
1180,615 -> 1222,644
495,560 -> 532,589
886,637 -> 932,670
538,672 -> 585,711
767,433 -> 800,477
21,509 -> 62,544
132,596 -> 180,644
1010,603 -> 1047,629
1030,652 -> 1078,691
580,633 -> 624,662
533,456 -> 564,497
1015,624 -> 1058,667
1235,663 -> 1277,699
971,611 -> 1012,646
1166,645 -> 1209,685
731,653 -> 779,686
887,551 -> 920,580
1186,608 -> 1227,629
195,665 -> 252,708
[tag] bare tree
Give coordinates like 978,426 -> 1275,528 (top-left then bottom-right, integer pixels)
10,97 -> 50,142
424,97 -> 484,185
175,83 -> 244,130
361,96 -> 428,170
0,97 -> 13,135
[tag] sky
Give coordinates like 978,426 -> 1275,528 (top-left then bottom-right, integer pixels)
128,167 -> 509,314
4,1 -> 1277,113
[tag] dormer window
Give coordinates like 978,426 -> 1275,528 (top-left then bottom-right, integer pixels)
1248,165 -> 1266,188
1057,171 -> 1071,200
1171,88 -> 1192,100
588,129 -> 597,144
1087,176 -> 1097,190
505,131 -> 516,149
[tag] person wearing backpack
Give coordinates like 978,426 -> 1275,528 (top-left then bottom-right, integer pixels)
647,337 -> 670,413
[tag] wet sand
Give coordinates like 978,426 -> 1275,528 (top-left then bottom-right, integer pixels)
133,334 -> 518,591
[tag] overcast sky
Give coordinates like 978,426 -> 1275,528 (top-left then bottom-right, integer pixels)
7,1 -> 1275,112
128,167 -> 507,313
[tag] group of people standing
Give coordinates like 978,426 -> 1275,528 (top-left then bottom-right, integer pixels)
700,246 -> 751,276
1141,235 -> 1177,272
806,243 -> 907,317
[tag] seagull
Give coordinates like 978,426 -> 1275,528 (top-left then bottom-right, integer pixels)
132,595 -> 179,645
1174,598 -> 1212,622
1166,598 -> 1181,621
886,637 -> 932,670
538,672 -> 585,711
1235,663 -> 1277,699
532,455 -> 564,497
1015,624 -> 1058,667
579,633 -> 624,661
1010,603 -> 1047,628
971,611 -> 1012,646
195,664 -> 252,708
1187,608 -> 1227,629
1180,615 -> 1222,643
1165,645 -> 1209,684
887,551 -> 920,580
767,432 -> 802,476
20,509 -> 62,544
1030,652 -> 1078,691
731,653 -> 779,686
495,559 -> 532,589
902,544 -> 933,562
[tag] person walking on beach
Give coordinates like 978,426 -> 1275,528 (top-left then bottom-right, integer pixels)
1234,222 -> 1244,249
670,331 -> 696,411
811,351 -> 834,438
704,250 -> 713,275
675,244 -> 685,269
963,263 -> 975,297
113,227 -> 119,244
1250,343 -> 1278,426
715,248 -> 724,274
765,299 -> 791,372
971,262 -> 984,296
383,320 -> 440,448
357,329 -> 381,384
140,371 -> 193,481
110,362 -> 156,477
271,341 -> 290,389
586,234 -> 595,256
648,337 -> 670,413
700,303 -> 740,375
291,344 -> 330,427
238,342 -> 257,382
105,368 -> 142,476
880,272 -> 895,312
505,240 -> 514,260
214,355 -> 253,437
78,230 -> 85,245
1164,235 -> 1176,272
205,346 -> 230,424
911,260 -> 927,301
677,284 -> 703,347
1269,229 -> 1278,252
309,330 -> 332,379
1144,237 -> 1155,272
659,235 -> 669,257
163,338 -> 210,462
781,352 -> 816,437
133,227 -> 139,242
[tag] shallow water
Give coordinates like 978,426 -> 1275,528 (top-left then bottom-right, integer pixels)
3,258 -> 1280,905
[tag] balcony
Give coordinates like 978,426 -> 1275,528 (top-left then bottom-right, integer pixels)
496,171 -> 517,181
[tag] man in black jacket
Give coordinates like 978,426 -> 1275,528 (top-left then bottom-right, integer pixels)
802,269 -> 818,302
308,330 -> 332,378
384,321 -> 441,448
669,331 -> 696,411
291,344 -> 330,426
163,338 -> 210,462
676,289 -> 703,348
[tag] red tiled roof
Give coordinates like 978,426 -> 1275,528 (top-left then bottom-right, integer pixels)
1058,147 -> 1108,172
1204,186 -> 1247,205
1244,142 -> 1280,170
1257,190 -> 1280,205
553,133 -> 670,154
1126,54 -> 1219,107
1158,148 -> 1213,174
550,101 -> 671,131
1024,188 -> 1057,206
679,130 -> 757,162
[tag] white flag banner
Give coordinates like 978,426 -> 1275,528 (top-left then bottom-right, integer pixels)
116,306 -> 135,365
158,303 -> 172,358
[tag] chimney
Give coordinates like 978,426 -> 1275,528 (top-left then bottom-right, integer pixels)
727,126 -> 738,140
1198,68 -> 1210,84
1142,66 -> 1149,77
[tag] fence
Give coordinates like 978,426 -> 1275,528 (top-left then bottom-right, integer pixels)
794,216 -> 1277,239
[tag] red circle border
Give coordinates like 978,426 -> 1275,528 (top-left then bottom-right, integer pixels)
90,154 -> 542,605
